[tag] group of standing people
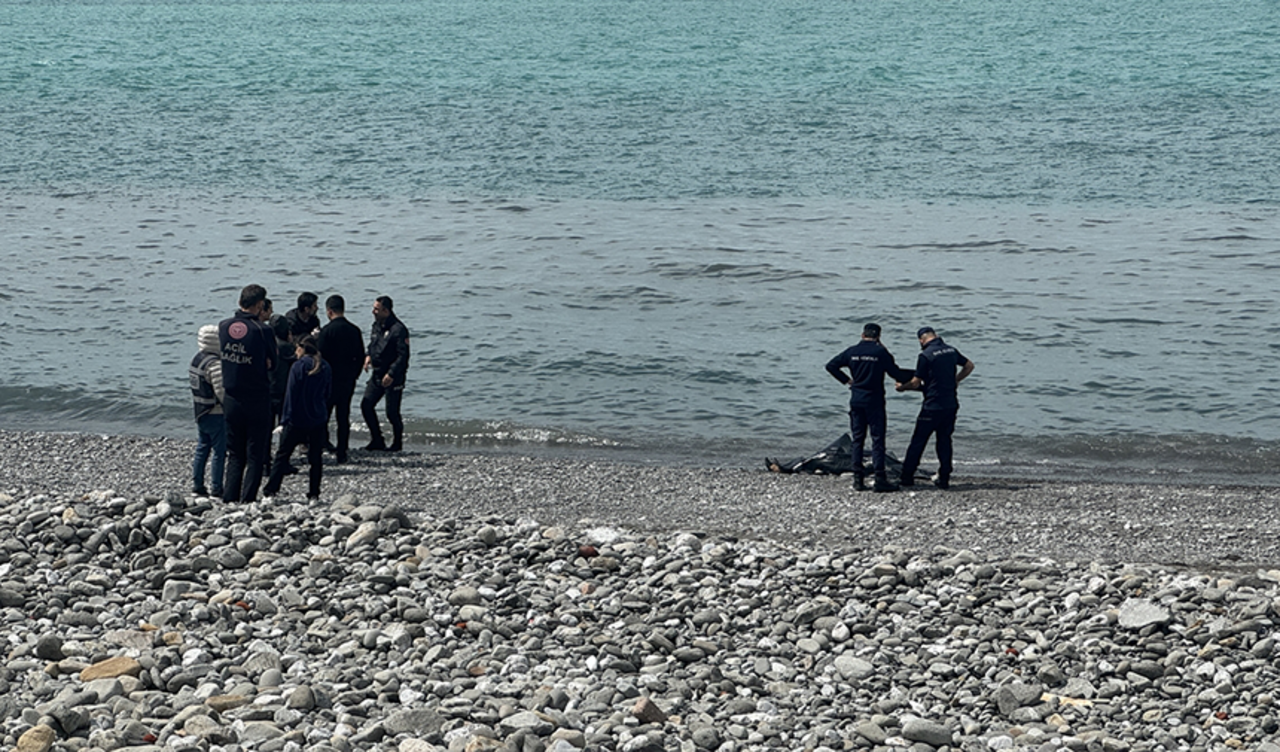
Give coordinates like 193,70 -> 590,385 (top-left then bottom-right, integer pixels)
826,324 -> 974,491
192,287 -> 969,500
188,284 -> 410,502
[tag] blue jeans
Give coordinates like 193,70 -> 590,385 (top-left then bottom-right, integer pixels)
193,412 -> 227,495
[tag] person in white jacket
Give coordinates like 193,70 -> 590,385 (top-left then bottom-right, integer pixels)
189,324 -> 226,498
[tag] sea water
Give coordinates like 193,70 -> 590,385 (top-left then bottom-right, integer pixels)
2,0 -> 1278,483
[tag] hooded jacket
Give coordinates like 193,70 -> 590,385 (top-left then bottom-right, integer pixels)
190,325 -> 225,420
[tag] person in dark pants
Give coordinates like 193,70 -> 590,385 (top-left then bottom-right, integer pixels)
268,314 -> 297,426
218,284 -> 275,502
263,337 -> 332,500
826,323 -> 915,492
316,294 -> 366,463
897,326 -> 975,489
360,295 -> 410,451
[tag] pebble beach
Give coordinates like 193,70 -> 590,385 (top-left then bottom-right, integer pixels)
2,429 -> 1280,752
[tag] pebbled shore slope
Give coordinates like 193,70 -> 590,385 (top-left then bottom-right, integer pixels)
2,430 -> 1280,752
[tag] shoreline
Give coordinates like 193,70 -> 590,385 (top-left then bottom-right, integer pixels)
3,428 -> 1280,752
4,429 -> 1278,572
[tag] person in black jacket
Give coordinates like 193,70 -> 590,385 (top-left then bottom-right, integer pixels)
218,284 -> 274,502
316,294 -> 366,463
360,295 -> 410,451
263,337 -> 332,500
896,326 -> 975,489
285,291 -> 321,339
826,323 -> 915,492
268,314 -> 297,426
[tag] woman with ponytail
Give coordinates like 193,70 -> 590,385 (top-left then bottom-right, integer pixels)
263,336 -> 332,500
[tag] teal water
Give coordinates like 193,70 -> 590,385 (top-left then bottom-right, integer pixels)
5,0 -> 1278,202
3,0 -> 1280,482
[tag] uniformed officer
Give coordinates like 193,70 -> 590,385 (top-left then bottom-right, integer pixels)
826,323 -> 915,492
218,284 -> 275,502
896,326 -> 975,489
360,295 -> 410,452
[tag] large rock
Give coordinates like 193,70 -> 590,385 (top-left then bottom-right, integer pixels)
16,724 -> 56,752
995,682 -> 1044,717
1118,598 -> 1172,630
902,718 -> 952,747
385,709 -> 445,737
631,697 -> 667,724
80,656 -> 143,682
834,654 -> 876,681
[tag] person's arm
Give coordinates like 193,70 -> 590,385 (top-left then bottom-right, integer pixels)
281,363 -> 304,427
825,352 -> 851,386
209,359 -> 225,404
957,359 -> 974,384
885,353 -> 914,385
897,353 -> 928,392
385,323 -> 410,385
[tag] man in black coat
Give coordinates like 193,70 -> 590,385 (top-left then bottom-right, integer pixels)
285,291 -> 321,338
218,284 -> 274,502
316,294 -> 366,463
360,295 -> 410,451
826,323 -> 914,492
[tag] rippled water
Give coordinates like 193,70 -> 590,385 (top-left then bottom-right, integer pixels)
2,0 -> 1279,483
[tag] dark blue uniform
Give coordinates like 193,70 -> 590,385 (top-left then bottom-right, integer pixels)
900,337 -> 971,486
219,310 -> 274,502
826,341 -> 913,480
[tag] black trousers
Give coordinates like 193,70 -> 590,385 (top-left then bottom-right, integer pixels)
849,402 -> 888,478
223,393 -> 273,502
900,408 -> 958,482
326,375 -> 358,460
263,423 -> 325,499
361,378 -> 404,447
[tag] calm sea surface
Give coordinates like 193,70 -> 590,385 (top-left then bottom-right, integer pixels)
2,0 -> 1279,483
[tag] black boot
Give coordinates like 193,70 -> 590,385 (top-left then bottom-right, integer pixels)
852,475 -> 868,492
873,474 -> 900,493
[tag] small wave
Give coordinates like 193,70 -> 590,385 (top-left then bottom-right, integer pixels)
402,418 -> 621,449
649,262 -> 835,282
